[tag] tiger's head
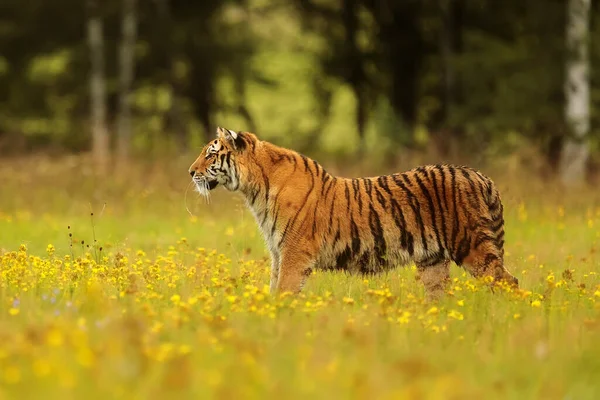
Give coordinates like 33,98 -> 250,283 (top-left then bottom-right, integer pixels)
188,127 -> 256,199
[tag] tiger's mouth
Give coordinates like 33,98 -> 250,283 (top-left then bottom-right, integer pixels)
207,180 -> 218,190
192,177 -> 219,197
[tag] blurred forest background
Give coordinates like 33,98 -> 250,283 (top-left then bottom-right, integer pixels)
0,0 -> 598,186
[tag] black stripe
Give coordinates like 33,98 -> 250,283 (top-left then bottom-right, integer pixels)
460,169 -> 480,211
378,175 -> 393,196
323,176 -> 336,200
390,198 -> 413,256
269,187 -> 286,236
449,167 -> 460,256
489,217 -> 504,233
437,165 -> 450,247
473,232 -> 497,249
288,154 -> 298,173
429,167 -> 448,252
477,180 -> 487,201
350,219 -> 361,255
344,181 -> 351,212
312,159 -> 320,175
363,178 -> 373,201
393,174 -> 428,253
489,199 -> 501,212
414,170 -> 443,252
374,185 -> 387,208
321,164 -> 328,180
491,232 -> 504,249
416,166 -> 428,176
301,155 -> 310,172
368,203 -> 387,264
352,179 -> 363,214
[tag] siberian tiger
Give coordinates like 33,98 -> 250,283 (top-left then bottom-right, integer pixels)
189,127 -> 519,298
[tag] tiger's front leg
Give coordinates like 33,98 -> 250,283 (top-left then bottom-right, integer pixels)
269,252 -> 280,294
276,250 -> 314,294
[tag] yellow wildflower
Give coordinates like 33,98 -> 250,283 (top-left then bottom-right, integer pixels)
448,310 -> 464,321
426,306 -> 439,315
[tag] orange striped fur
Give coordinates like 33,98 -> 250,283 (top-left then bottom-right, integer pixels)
189,127 -> 519,297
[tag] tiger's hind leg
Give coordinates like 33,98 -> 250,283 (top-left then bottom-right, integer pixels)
415,259 -> 451,301
461,239 -> 518,289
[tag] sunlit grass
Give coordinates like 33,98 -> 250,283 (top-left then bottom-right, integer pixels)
0,156 -> 599,398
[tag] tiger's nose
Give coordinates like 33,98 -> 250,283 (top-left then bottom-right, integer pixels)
189,170 -> 196,177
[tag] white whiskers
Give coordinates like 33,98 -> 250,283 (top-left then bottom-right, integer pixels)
185,177 -> 213,216
194,177 -> 212,204
184,180 -> 195,217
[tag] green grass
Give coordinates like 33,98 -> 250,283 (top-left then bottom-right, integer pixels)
0,155 -> 599,399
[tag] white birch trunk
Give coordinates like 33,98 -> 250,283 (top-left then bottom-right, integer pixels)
560,0 -> 591,186
87,1 -> 109,172
117,0 -> 138,163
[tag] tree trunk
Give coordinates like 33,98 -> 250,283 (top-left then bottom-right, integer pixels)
440,0 -> 456,121
430,0 -> 464,158
432,0 -> 456,157
155,0 -> 189,151
341,0 -> 368,153
117,0 -> 137,163
560,0 -> 590,186
87,0 -> 109,173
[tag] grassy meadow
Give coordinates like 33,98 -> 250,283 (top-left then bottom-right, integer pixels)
0,154 -> 599,399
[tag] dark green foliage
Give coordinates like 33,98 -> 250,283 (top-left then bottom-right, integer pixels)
0,0 -> 598,163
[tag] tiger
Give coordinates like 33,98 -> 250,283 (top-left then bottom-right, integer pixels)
188,127 -> 519,298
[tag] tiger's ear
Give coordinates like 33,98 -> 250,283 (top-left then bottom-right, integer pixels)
216,126 -> 245,150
